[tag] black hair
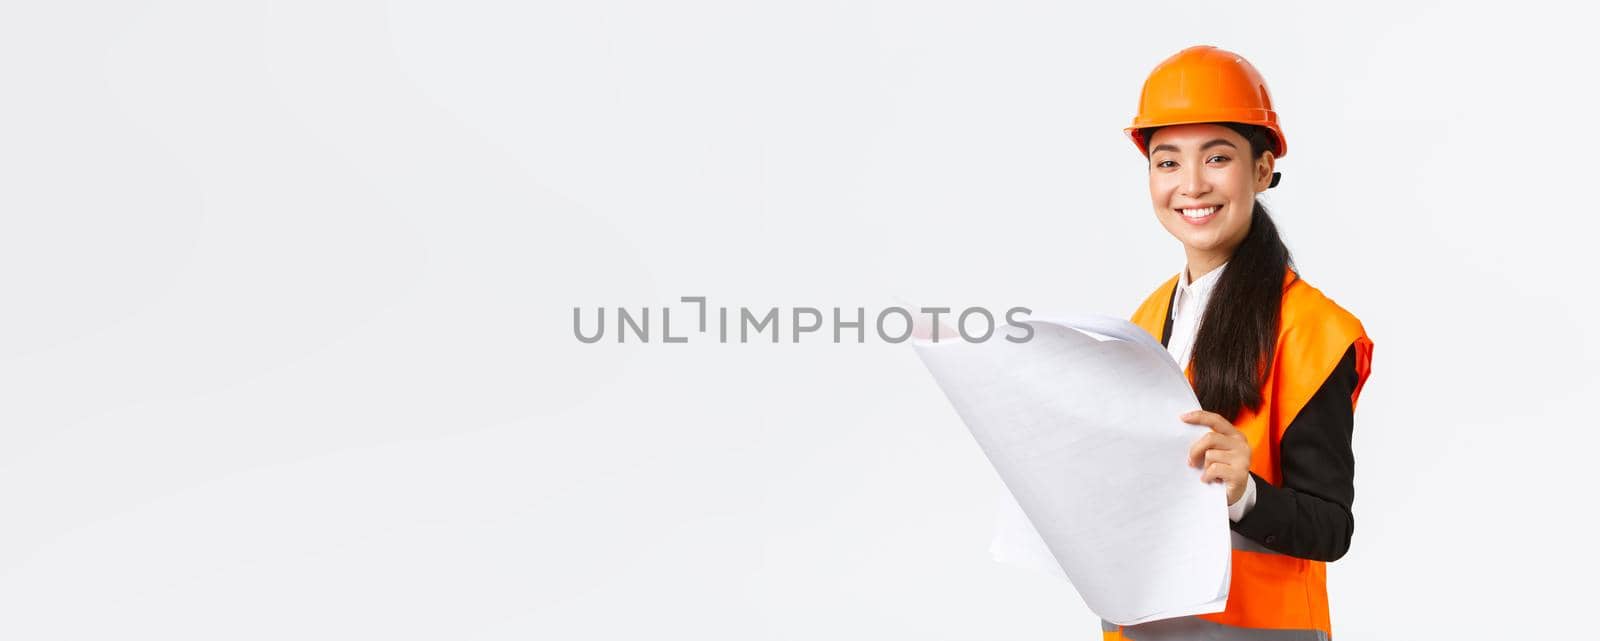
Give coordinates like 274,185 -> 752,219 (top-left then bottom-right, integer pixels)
1141,123 -> 1295,421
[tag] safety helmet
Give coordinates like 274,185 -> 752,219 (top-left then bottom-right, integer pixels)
1125,45 -> 1287,159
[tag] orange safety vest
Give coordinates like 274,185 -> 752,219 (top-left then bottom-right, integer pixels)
1103,268 -> 1373,641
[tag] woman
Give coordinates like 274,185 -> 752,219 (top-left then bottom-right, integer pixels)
1103,46 -> 1374,640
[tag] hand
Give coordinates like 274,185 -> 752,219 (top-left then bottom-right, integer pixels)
1183,410 -> 1252,505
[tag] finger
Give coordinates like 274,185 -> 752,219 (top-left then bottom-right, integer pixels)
1204,461 -> 1245,486
1204,448 -> 1240,467
1181,410 -> 1228,434
1188,433 -> 1222,467
1202,461 -> 1232,484
1182,410 -> 1242,438
1200,436 -> 1244,458
1199,411 -> 1242,437
1189,432 -> 1246,468
1210,419 -> 1243,438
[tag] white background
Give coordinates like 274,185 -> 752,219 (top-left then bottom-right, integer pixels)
3,1 -> 1595,638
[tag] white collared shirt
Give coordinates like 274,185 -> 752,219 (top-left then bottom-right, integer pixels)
1166,262 -> 1226,374
1167,261 -> 1257,522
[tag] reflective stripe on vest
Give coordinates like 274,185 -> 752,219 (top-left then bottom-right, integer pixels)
1104,617 -> 1330,640
1101,534 -> 1330,640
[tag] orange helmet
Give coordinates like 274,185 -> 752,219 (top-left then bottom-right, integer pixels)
1125,45 -> 1287,159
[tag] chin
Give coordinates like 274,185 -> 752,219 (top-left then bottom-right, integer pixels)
1177,233 -> 1228,253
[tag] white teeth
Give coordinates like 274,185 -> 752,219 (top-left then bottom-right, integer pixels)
1181,206 -> 1217,218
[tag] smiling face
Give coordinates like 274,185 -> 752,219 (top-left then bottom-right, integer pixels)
1146,123 -> 1276,277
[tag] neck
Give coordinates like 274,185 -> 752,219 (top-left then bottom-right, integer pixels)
1184,249 -> 1230,283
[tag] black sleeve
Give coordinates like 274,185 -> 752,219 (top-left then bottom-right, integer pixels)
1230,344 -> 1360,562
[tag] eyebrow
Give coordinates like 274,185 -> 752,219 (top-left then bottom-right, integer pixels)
1150,139 -> 1239,154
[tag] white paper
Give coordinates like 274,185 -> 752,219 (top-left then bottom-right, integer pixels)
988,483 -> 1068,580
914,315 -> 1230,625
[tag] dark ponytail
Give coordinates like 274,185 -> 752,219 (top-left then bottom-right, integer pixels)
1144,123 -> 1295,421
1192,198 -> 1293,421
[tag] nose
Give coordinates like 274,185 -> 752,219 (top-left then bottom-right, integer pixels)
1180,163 -> 1210,199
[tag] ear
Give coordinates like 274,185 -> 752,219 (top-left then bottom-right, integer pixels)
1254,151 -> 1277,192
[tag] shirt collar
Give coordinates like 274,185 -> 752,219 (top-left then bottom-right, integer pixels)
1185,262 -> 1227,292
1172,261 -> 1229,316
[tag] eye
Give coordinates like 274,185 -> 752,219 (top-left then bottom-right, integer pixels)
1155,159 -> 1177,169
1206,154 -> 1230,164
